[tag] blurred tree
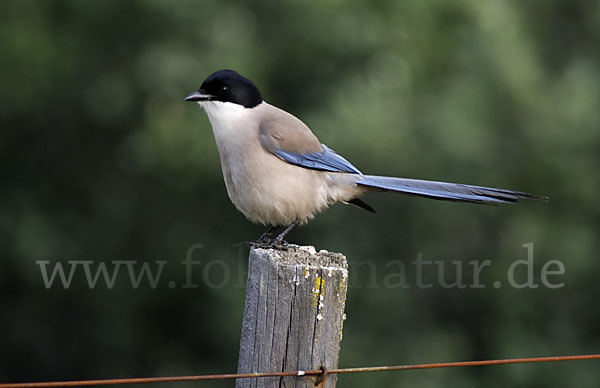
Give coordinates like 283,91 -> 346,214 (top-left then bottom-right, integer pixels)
1,0 -> 599,387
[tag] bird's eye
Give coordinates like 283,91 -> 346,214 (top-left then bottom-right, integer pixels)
220,86 -> 229,93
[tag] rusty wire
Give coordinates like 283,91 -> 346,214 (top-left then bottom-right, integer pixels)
0,354 -> 598,388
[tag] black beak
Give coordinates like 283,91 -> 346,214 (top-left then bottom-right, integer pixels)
185,90 -> 215,101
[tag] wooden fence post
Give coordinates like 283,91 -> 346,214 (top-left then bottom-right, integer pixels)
236,245 -> 348,388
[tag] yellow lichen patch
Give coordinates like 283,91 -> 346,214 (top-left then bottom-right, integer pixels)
337,277 -> 347,304
312,274 -> 324,308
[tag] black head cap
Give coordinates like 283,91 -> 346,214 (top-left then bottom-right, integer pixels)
185,69 -> 263,108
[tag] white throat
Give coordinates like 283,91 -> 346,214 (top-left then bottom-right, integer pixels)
200,100 -> 248,119
200,101 -> 259,134
198,100 -> 264,154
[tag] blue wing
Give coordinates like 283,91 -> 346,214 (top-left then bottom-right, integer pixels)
274,144 -> 363,175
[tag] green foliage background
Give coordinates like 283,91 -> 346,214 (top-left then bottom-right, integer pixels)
1,0 -> 599,386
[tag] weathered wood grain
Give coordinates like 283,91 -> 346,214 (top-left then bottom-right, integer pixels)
236,245 -> 348,388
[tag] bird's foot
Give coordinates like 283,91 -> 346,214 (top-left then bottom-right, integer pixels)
245,238 -> 289,250
236,225 -> 281,248
239,221 -> 298,251
271,239 -> 289,251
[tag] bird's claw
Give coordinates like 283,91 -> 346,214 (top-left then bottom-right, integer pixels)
271,240 -> 289,251
241,239 -> 289,250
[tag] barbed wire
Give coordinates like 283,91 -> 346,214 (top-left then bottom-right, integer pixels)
1,354 -> 598,388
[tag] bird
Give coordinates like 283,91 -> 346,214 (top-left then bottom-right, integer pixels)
185,69 -> 547,247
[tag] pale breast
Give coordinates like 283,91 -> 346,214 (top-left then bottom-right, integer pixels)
226,144 -> 332,225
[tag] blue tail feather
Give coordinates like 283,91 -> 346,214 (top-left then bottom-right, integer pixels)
356,175 -> 548,204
